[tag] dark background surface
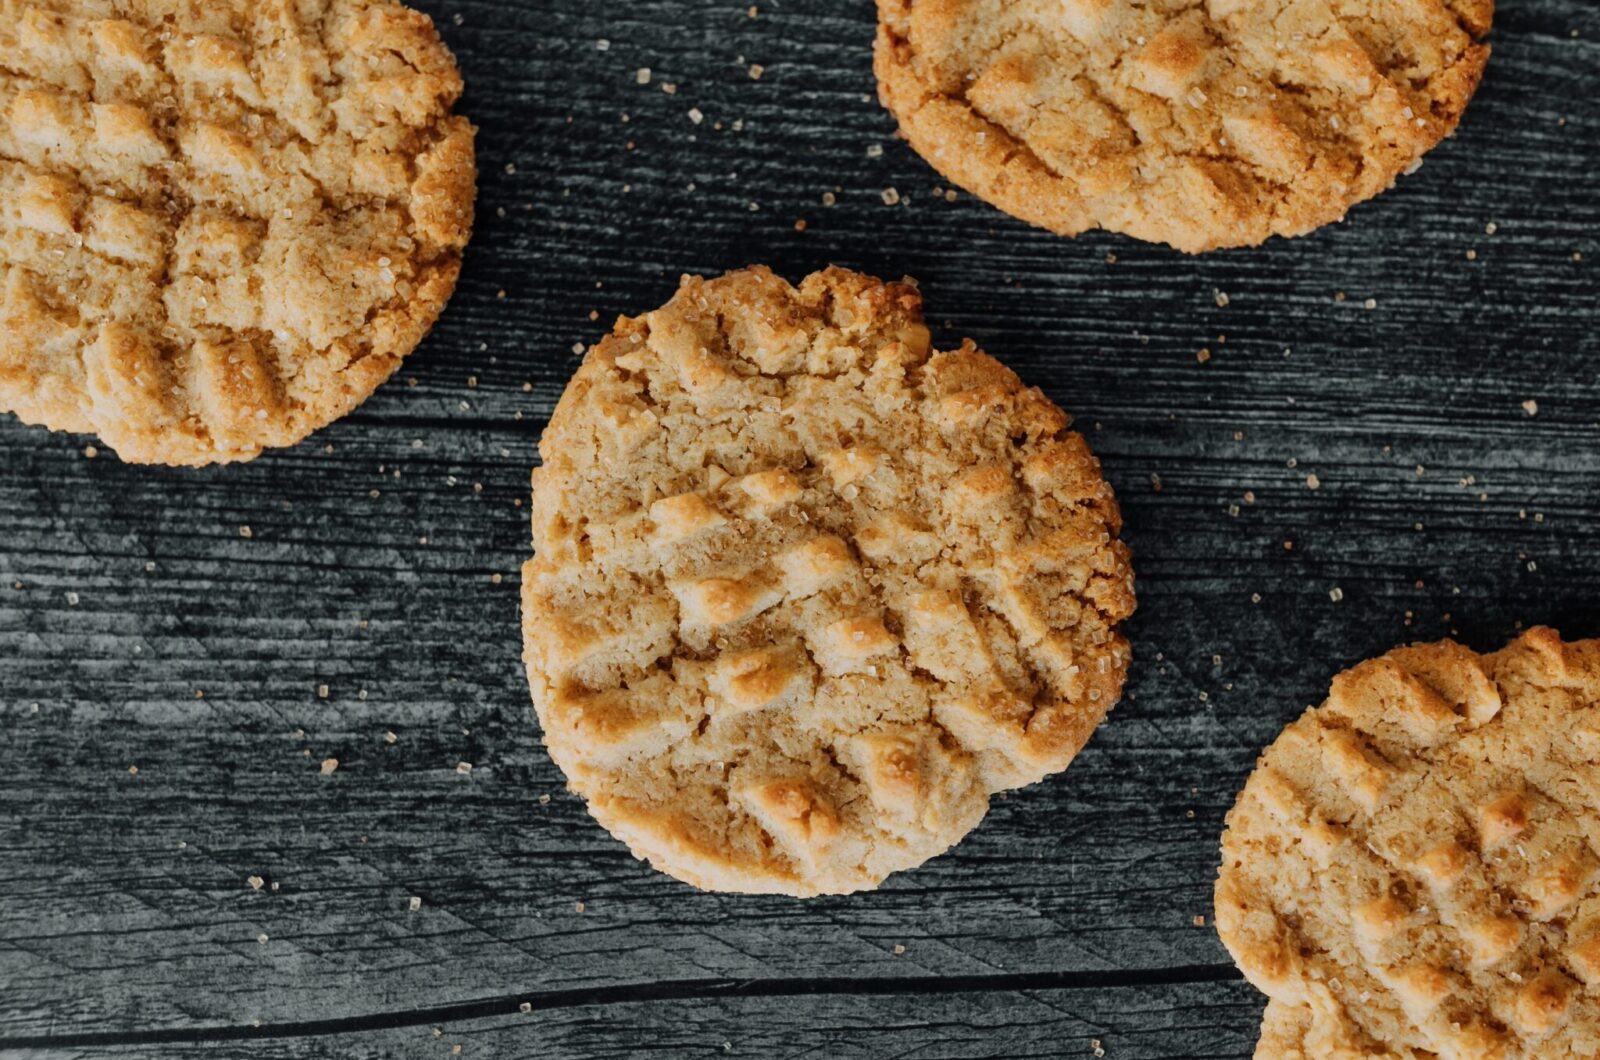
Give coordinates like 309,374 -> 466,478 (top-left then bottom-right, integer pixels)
2,1 -> 1597,1057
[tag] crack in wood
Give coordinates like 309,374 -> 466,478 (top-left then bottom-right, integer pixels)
0,965 -> 1242,1049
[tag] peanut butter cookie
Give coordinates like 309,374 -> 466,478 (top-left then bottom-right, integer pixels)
875,0 -> 1491,252
521,266 -> 1135,896
0,0 -> 475,464
1217,628 -> 1600,1058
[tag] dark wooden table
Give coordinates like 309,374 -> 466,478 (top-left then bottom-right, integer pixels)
3,2 -> 1597,1057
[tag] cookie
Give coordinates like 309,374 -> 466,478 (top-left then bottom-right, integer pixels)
1215,628 -> 1600,1058
0,0 -> 475,465
520,266 -> 1135,897
875,0 -> 1491,252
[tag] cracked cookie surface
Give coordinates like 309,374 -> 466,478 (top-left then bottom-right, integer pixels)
1216,628 -> 1600,1058
521,266 -> 1135,896
0,0 -> 475,465
875,0 -> 1491,252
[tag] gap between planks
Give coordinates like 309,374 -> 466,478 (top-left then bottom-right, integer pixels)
0,965 -> 1244,1049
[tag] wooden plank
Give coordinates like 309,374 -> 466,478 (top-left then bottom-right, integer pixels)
2,0 -> 1598,1053
0,980 -> 1264,1060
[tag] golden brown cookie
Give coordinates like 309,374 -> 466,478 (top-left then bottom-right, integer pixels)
875,0 -> 1492,252
520,266 -> 1135,896
0,0 -> 475,465
1216,628 -> 1600,1059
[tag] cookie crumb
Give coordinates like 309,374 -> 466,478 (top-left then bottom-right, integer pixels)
320,758 -> 339,775
1522,399 -> 1539,416
248,876 -> 264,891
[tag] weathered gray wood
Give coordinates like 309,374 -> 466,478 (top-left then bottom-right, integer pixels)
2,0 -> 1598,1055
1,980 -> 1263,1060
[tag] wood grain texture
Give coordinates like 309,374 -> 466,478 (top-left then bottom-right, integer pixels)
2,0 -> 1598,1056
0,980 -> 1262,1060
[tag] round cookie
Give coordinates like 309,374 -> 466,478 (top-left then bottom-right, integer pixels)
875,0 -> 1491,253
0,0 -> 475,465
521,266 -> 1135,897
1216,628 -> 1600,1059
